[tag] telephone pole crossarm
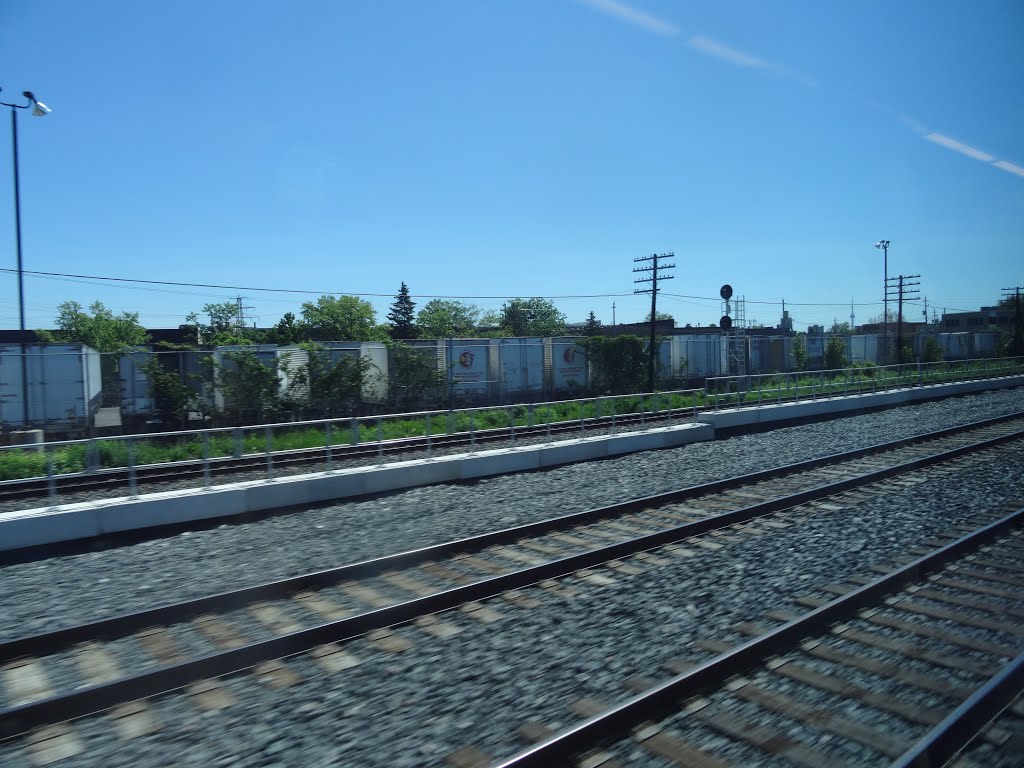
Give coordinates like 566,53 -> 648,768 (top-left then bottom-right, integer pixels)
630,252 -> 674,393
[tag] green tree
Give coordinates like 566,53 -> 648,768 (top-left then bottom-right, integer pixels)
41,300 -> 149,352
299,344 -> 376,417
215,349 -> 282,423
300,295 -> 384,341
416,299 -> 480,338
265,312 -> 306,345
923,336 -> 944,363
184,301 -> 262,346
792,333 -> 808,371
829,321 -> 853,335
584,311 -> 601,336
139,355 -> 194,427
500,298 -> 567,337
386,282 -> 417,340
644,311 -> 674,323
386,341 -> 448,409
582,335 -> 650,394
824,335 -> 848,370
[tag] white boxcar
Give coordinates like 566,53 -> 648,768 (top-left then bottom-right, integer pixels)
211,345 -> 309,412
547,337 -> 588,393
0,343 -> 102,431
446,339 -> 498,402
316,342 -> 389,405
498,337 -> 545,401
119,348 -> 154,419
848,335 -> 879,364
670,335 -> 728,381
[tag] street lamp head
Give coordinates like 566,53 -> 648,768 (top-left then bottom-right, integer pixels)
874,240 -> 889,249
21,91 -> 51,116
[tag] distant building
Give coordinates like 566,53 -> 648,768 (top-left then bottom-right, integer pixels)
856,320 -> 925,337
941,306 -> 1014,332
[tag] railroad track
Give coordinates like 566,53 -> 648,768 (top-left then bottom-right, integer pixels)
490,507 -> 1024,768
1,415 -> 1022,764
0,407 -> 689,505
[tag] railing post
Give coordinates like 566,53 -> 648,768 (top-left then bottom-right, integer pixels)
579,400 -> 584,434
232,427 -> 243,459
325,422 -> 333,471
46,445 -> 57,507
376,418 -> 383,460
264,425 -> 273,480
470,410 -> 476,450
527,403 -> 534,429
87,438 -> 98,474
350,418 -> 359,446
426,412 -> 433,458
127,438 -> 138,498
510,408 -> 516,447
203,432 -> 211,488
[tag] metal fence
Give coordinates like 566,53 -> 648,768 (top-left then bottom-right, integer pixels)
705,356 -> 1024,410
0,387 -> 707,503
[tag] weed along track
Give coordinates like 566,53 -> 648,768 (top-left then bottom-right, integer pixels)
1,416 -> 1023,765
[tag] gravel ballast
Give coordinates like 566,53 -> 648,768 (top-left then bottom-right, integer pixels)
1,438 -> 1021,767
1,387 -> 1023,643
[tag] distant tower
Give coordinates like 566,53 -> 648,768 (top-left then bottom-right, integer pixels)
850,298 -> 855,330
779,298 -> 793,335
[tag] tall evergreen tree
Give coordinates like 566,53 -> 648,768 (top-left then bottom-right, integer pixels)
584,310 -> 601,336
387,282 -> 417,340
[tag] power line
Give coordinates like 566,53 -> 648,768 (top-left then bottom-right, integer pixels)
0,268 -> 633,301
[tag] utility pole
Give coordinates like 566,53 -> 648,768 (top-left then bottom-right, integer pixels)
633,252 -> 675,392
1003,286 -> 1024,357
886,273 -> 920,364
612,301 -> 616,328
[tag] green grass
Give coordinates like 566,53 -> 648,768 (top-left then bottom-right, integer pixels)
2,358 -> 1021,482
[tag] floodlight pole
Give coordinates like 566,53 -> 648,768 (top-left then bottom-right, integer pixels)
1,88 -> 49,428
875,240 -> 890,363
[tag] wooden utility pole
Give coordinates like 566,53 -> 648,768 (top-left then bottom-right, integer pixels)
633,252 -> 675,392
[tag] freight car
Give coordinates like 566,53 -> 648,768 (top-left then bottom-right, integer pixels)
0,343 -> 102,433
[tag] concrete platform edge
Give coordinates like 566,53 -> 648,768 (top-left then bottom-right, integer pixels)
2,374 -> 1020,552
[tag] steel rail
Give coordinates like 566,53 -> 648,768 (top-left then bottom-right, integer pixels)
1,429 -> 1021,737
491,506 -> 1024,768
889,651 -> 1024,768
2,413 -> 1021,664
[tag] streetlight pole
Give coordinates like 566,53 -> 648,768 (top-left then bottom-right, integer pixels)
875,240 -> 889,363
1,88 -> 50,428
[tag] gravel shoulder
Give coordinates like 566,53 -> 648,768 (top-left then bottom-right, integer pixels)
2,435 -> 1021,767
1,387 -> 1022,641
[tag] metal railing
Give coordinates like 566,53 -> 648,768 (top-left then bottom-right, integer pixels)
0,388 -> 706,503
4,355 -> 1023,504
705,356 -> 1024,410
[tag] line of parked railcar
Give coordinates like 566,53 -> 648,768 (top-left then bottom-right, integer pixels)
0,332 -> 1005,434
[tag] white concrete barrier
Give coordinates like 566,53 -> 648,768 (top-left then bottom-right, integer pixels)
0,422 -> 713,552
698,374 -> 1024,430
2,374 -> 1020,553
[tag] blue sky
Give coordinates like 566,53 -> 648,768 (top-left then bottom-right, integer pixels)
1,0 -> 1021,333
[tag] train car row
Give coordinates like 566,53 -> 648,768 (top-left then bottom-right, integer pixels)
0,332 -> 1006,433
